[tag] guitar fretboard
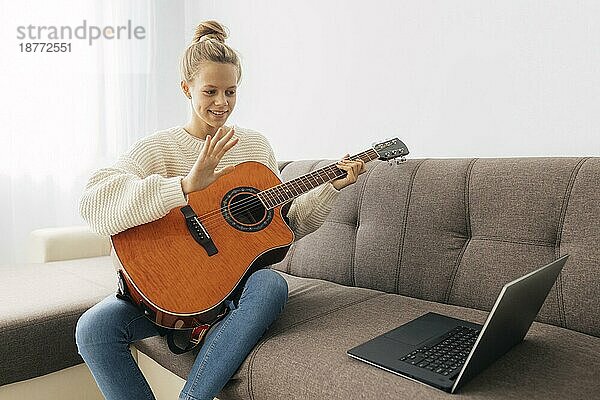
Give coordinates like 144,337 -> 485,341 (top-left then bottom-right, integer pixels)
257,149 -> 379,209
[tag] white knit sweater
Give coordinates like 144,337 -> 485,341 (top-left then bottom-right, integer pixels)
79,125 -> 340,240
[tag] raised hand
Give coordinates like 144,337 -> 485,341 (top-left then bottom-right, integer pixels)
181,127 -> 239,195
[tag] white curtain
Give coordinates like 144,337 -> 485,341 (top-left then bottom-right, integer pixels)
0,0 -> 187,264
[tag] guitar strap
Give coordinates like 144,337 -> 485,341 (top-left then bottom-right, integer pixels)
166,325 -> 211,354
165,307 -> 228,355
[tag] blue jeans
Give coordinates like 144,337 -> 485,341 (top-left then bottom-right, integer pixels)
75,269 -> 288,400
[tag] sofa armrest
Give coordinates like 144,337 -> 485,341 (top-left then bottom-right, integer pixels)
28,226 -> 111,263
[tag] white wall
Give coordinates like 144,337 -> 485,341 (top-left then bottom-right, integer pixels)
1,1 -> 599,264
183,0 -> 600,160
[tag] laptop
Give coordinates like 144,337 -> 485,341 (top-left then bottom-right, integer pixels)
347,254 -> 569,393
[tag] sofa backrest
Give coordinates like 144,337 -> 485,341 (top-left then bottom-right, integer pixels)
273,157 -> 599,338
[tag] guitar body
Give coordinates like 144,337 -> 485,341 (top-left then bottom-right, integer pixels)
111,161 -> 294,329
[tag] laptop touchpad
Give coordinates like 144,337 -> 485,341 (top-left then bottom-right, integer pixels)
384,318 -> 450,345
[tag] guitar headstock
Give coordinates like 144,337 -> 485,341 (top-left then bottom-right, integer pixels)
372,138 -> 410,161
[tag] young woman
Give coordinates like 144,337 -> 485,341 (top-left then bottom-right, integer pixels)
76,20 -> 365,400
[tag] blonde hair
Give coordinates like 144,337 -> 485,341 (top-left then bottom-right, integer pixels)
180,20 -> 242,83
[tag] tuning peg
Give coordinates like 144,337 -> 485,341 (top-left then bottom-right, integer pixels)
389,156 -> 406,166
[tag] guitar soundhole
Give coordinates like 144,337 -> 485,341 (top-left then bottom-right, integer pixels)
221,187 -> 274,232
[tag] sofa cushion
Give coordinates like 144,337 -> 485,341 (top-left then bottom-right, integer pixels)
0,256 -> 116,386
133,270 -> 383,379
135,271 -> 600,400
273,158 -> 600,338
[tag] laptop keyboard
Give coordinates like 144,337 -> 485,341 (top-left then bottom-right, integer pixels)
399,326 -> 480,378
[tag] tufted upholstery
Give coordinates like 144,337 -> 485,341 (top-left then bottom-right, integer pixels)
6,157 -> 598,399
272,157 -> 600,338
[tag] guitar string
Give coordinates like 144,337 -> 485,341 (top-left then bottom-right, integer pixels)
195,162 -> 350,230
193,151 -> 380,230
200,197 -> 265,231
190,155 -> 370,229
193,150 -> 379,225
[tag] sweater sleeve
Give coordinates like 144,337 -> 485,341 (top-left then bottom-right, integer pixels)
79,143 -> 188,236
260,135 -> 340,241
286,182 -> 340,241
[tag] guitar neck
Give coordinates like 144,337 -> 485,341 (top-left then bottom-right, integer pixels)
257,148 -> 379,209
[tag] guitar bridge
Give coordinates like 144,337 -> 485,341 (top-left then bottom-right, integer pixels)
180,205 -> 218,256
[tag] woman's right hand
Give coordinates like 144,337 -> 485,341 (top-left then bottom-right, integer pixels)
181,126 -> 239,195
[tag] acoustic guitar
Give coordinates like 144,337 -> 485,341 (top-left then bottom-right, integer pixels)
111,138 -> 409,331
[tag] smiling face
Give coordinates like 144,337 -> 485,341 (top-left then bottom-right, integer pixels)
181,61 -> 238,138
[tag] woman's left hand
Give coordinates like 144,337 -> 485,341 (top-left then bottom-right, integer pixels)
331,154 -> 366,190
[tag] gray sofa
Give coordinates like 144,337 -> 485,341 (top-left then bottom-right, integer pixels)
2,157 -> 599,399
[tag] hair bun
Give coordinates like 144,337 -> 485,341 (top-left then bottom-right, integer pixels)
193,20 -> 228,44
